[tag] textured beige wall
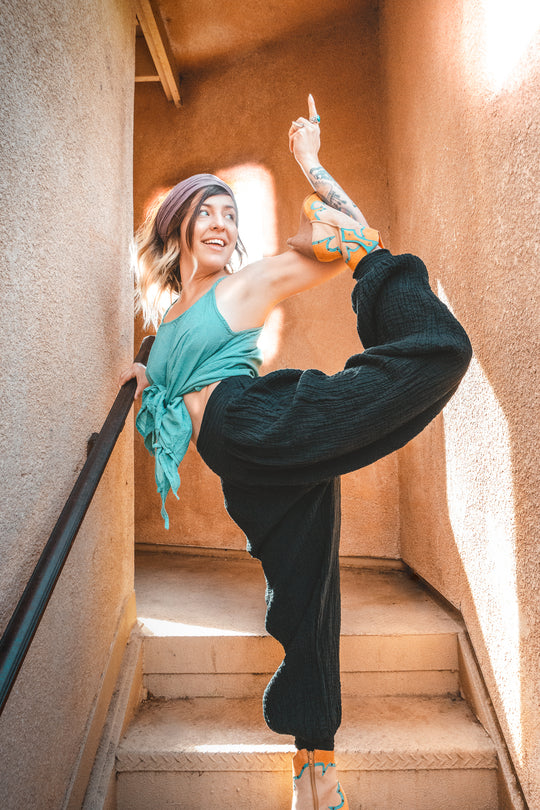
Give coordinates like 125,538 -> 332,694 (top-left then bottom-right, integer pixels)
0,1 -> 135,808
134,12 -> 400,557
380,0 -> 540,804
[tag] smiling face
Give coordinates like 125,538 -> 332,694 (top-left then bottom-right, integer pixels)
180,192 -> 239,276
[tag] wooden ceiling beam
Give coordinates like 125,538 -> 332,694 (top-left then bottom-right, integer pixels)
135,0 -> 182,107
135,35 -> 160,82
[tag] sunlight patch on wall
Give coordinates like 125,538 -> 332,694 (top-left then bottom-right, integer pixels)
219,163 -> 282,362
135,189 -> 177,320
218,163 -> 278,265
257,305 -> 284,365
479,0 -> 540,92
438,283 -> 522,762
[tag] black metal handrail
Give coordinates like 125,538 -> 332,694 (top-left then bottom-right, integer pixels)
0,336 -> 154,715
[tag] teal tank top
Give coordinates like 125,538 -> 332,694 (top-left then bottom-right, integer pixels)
136,277 -> 263,528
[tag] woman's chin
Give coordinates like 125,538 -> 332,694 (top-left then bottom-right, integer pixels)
196,249 -> 234,271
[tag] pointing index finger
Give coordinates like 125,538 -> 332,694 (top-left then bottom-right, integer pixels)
308,93 -> 318,121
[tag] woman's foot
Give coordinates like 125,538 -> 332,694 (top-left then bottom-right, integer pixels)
287,193 -> 383,270
291,749 -> 349,810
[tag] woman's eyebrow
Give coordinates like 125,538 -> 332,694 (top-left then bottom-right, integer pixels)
200,202 -> 236,211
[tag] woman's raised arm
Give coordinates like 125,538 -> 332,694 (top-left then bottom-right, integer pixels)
289,95 -> 370,228
214,97 -> 375,331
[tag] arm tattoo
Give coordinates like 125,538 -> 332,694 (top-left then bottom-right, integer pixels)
308,166 -> 365,225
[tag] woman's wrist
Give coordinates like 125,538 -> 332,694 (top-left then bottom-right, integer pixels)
298,154 -> 320,175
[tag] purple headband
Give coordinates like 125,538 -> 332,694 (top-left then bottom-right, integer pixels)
155,173 -> 235,242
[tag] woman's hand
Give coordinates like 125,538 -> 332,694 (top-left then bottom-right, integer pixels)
288,94 -> 321,169
118,362 -> 150,399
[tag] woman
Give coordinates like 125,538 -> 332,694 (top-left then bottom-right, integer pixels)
120,96 -> 472,810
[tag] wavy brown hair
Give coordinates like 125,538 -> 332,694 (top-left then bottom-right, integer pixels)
134,185 -> 246,330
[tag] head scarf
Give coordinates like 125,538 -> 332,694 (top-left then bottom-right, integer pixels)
155,173 -> 235,242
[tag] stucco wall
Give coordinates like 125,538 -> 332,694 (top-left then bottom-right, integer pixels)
380,0 -> 540,804
134,11 -> 400,557
0,1 -> 135,808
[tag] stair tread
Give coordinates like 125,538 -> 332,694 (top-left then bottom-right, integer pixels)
117,695 -> 496,772
135,552 -> 461,640
121,556 -> 496,810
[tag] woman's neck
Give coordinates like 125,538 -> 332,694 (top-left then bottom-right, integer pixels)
180,268 -> 227,305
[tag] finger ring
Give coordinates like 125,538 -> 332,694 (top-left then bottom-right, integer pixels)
309,115 -> 321,124
296,121 -> 305,128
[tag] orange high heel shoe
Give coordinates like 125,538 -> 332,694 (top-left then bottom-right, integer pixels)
291,749 -> 349,810
287,192 -> 383,270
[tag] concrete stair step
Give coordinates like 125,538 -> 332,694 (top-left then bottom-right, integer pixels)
116,694 -> 498,810
135,552 -> 461,699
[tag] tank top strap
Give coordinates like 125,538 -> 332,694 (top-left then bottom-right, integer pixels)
212,275 -> 229,296
162,276 -> 226,324
161,298 -> 177,322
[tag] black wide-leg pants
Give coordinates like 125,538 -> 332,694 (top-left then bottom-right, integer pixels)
197,249 -> 472,748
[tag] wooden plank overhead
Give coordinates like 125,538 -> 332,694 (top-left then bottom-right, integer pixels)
135,32 -> 160,83
135,0 -> 182,106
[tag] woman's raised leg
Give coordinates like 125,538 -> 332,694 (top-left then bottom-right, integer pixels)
199,246 -> 472,487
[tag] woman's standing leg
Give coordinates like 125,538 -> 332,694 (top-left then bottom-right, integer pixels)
221,475 -> 342,749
